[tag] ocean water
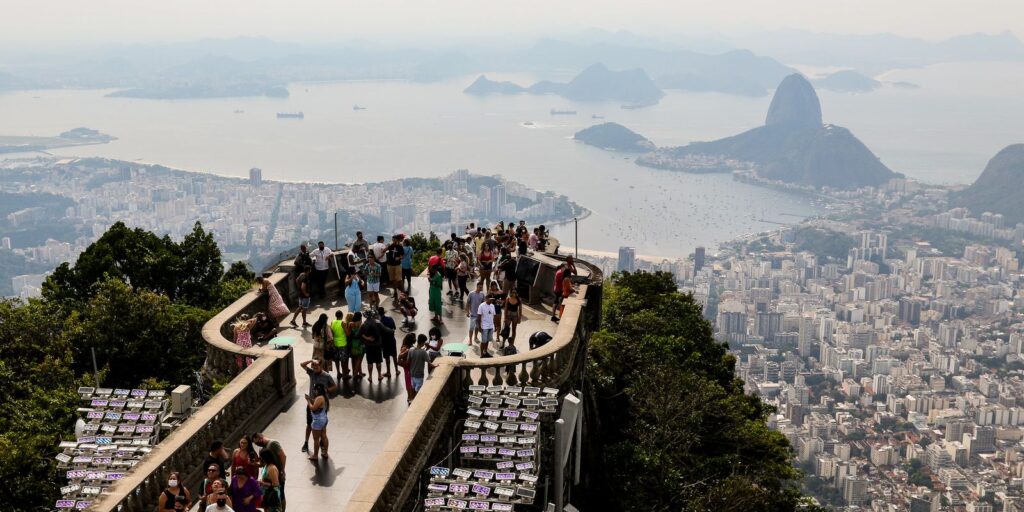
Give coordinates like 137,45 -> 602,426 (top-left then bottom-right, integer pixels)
1,61 -> 1021,258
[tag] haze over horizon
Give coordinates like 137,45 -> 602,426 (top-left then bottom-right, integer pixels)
1,0 -> 1022,47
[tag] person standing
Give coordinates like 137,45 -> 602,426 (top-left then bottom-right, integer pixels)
370,235 -> 387,264
364,254 -> 383,312
293,244 -> 313,275
444,243 -> 460,298
397,333 -> 416,404
351,232 -> 369,262
310,241 -> 333,299
251,433 -> 286,509
401,238 -> 414,292
385,236 -> 404,291
428,265 -> 444,324
158,471 -> 192,510
232,315 -> 256,369
555,268 -> 576,321
256,276 -> 290,321
311,313 -> 333,372
306,383 -> 330,460
231,435 -> 259,486
299,360 -> 337,454
289,268 -> 311,328
465,281 -> 485,345
344,268 -> 363,314
456,253 -> 470,301
503,289 -> 522,345
497,247 -> 516,293
360,313 -> 384,382
478,242 -> 495,286
329,310 -> 350,380
406,335 -> 433,401
347,312 -> 365,379
228,467 -> 261,512
257,448 -> 283,512
477,294 -> 497,357
550,263 -> 566,322
377,306 -> 399,378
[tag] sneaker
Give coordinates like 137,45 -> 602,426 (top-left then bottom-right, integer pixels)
550,315 -> 559,322
301,443 -> 309,453
302,322 -> 312,327
290,320 -> 298,327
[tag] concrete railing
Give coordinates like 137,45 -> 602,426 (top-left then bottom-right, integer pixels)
346,257 -> 602,512
89,271 -> 298,512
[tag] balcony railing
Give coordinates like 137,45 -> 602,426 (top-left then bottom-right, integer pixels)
89,273 -> 298,512
346,257 -> 602,512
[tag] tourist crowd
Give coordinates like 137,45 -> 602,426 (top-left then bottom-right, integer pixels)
216,221 -> 575,491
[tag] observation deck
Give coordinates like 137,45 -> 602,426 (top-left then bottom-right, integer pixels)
90,243 -> 602,512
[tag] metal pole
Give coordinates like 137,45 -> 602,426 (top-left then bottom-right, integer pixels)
554,419 -> 565,512
334,212 -> 339,250
574,217 -> 578,260
91,347 -> 100,386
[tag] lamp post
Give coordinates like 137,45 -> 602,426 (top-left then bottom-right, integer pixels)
573,217 -> 578,260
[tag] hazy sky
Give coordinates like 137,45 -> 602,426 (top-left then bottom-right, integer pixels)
2,0 -> 1022,46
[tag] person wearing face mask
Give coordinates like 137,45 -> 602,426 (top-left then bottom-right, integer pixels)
172,495 -> 188,512
203,479 -> 233,508
203,480 -> 234,511
228,466 -> 262,512
158,471 -> 192,510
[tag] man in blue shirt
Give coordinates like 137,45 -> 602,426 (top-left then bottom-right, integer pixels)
401,238 -> 414,292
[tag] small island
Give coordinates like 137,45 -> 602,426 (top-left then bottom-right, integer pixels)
0,127 -> 116,154
574,122 -> 655,152
813,70 -> 881,93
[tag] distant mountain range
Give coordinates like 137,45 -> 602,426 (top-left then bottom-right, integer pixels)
730,30 -> 1024,74
953,144 -> 1024,224
465,64 -> 665,106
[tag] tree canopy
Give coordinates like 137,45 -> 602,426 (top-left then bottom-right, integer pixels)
585,271 -> 810,511
1,221 -> 253,512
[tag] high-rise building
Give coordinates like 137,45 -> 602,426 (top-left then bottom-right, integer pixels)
249,167 -> 263,187
694,246 -> 706,272
618,246 -> 636,273
1,236 -> 10,250
843,476 -> 867,506
756,312 -> 784,342
490,185 -> 506,218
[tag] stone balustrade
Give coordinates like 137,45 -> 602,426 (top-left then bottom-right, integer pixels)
346,258 -> 602,512
89,271 -> 298,512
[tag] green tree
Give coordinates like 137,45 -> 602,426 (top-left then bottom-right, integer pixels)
71,277 -> 210,387
0,299 -> 81,510
585,271 -> 807,511
224,260 -> 256,282
43,221 -> 226,309
409,231 -> 440,274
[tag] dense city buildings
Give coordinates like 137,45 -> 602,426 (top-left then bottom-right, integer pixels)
0,156 -> 581,298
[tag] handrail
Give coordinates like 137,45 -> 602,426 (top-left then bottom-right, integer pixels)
89,272 -> 298,512
346,256 -> 601,512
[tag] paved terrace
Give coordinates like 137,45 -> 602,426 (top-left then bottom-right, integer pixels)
261,276 -> 559,510
90,246 -> 597,512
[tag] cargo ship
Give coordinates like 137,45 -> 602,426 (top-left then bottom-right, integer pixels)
276,112 -> 304,119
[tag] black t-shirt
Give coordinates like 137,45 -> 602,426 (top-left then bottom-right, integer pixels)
386,243 -> 403,265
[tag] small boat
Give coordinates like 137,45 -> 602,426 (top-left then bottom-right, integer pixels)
353,105 -> 366,111
276,112 -> 304,119
620,104 -> 646,110
233,109 -> 245,114
523,121 -> 535,126
550,109 -> 577,115
592,114 -> 604,119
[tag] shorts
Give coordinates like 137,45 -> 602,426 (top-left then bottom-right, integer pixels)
367,282 -> 380,293
469,315 -> 479,332
402,267 -> 412,279
412,377 -> 424,391
481,328 -> 494,343
332,345 -> 349,362
298,297 -> 311,309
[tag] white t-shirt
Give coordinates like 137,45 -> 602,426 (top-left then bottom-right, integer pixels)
311,247 -> 333,271
371,242 -> 387,262
205,505 -> 235,512
477,303 -> 496,330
